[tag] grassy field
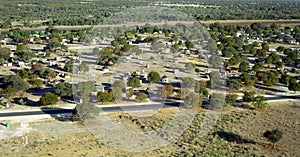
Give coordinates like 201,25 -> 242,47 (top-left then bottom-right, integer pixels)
0,101 -> 299,156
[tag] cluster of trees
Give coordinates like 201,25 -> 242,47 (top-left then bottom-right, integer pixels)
2,0 -> 300,28
243,91 -> 268,110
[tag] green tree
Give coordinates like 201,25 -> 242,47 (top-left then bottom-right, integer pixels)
227,79 -> 243,90
56,82 -> 73,97
239,62 -> 249,72
113,80 -> 126,90
135,92 -> 148,102
208,71 -> 221,88
158,84 -> 174,98
225,94 -> 238,105
29,79 -> 43,89
126,88 -> 134,99
64,59 -> 74,73
39,92 -> 59,106
184,92 -> 202,108
288,81 -> 300,92
263,129 -> 283,149
111,87 -> 123,101
31,63 -> 45,74
185,40 -> 194,49
243,91 -> 256,103
0,47 -> 11,64
3,86 -> 16,99
97,91 -> 113,104
222,46 -> 237,57
4,75 -> 29,91
209,93 -> 225,110
72,102 -> 100,122
17,69 -> 30,78
182,77 -> 195,88
147,71 -> 161,83
253,95 -> 268,109
79,61 -> 89,73
76,81 -> 95,100
127,78 -> 141,88
209,55 -> 223,68
93,47 -> 100,55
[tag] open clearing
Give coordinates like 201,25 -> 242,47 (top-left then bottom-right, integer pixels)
0,101 -> 299,156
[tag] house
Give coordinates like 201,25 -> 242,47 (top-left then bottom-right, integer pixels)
0,97 -> 11,108
161,75 -> 169,83
18,61 -> 25,67
204,69 -> 211,74
96,85 -> 105,92
172,69 -> 179,74
102,67 -> 109,73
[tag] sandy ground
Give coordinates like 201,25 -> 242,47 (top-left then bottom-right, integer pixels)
0,101 -> 299,156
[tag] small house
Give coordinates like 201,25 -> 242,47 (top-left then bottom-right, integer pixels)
96,85 -> 105,92
161,76 -> 169,83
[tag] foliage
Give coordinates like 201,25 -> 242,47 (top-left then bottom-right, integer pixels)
17,69 -> 30,78
29,79 -> 43,89
184,92 -> 202,108
243,91 -> 255,103
182,77 -> 195,89
4,75 -> 29,91
158,84 -> 174,98
253,95 -> 268,110
31,63 -> 45,74
288,81 -> 300,92
111,87 -> 123,101
76,81 -> 95,99
127,78 -> 141,88
239,62 -> 249,72
39,92 -> 59,106
208,71 -> 221,88
225,94 -> 238,105
79,61 -> 89,73
147,71 -> 161,83
0,47 -> 11,64
263,129 -> 283,148
56,82 -> 73,97
2,86 -> 17,99
209,55 -> 223,68
135,92 -> 148,102
126,88 -> 134,99
97,91 -> 113,104
72,102 -> 100,122
209,93 -> 225,110
64,59 -> 74,73
227,79 -> 243,90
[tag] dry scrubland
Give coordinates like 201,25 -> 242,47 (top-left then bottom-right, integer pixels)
0,102 -> 299,156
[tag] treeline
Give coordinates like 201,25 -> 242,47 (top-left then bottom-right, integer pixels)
1,0 -> 300,28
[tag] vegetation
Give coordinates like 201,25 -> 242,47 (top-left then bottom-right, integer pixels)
39,92 -> 59,106
127,78 -> 141,88
147,71 -> 161,83
56,82 -> 73,98
1,0 -> 300,28
72,102 -> 100,122
97,91 -> 113,104
263,129 -> 283,148
253,95 -> 268,110
135,92 -> 148,102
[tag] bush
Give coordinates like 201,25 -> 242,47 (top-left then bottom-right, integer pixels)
39,92 -> 58,106
72,102 -> 100,122
135,92 -> 148,102
263,129 -> 283,148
